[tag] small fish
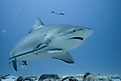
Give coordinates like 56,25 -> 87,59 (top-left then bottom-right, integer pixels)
59,12 -> 64,15
1,29 -> 6,34
19,8 -> 24,16
52,10 -> 64,15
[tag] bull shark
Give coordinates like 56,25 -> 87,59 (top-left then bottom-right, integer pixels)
9,18 -> 93,71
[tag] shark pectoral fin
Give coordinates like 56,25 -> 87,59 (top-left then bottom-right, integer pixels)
12,58 -> 17,71
52,52 -> 74,64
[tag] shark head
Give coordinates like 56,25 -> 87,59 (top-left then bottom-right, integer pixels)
63,26 -> 93,40
49,25 -> 93,51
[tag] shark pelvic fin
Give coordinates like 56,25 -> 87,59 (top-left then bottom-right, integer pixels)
12,58 -> 17,71
52,52 -> 74,63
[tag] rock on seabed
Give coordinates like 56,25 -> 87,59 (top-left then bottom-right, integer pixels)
0,72 -> 121,81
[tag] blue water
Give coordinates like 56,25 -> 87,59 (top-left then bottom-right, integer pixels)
0,0 -> 121,76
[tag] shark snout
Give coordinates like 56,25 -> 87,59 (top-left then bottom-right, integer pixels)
72,27 -> 93,40
67,28 -> 92,41
79,28 -> 93,39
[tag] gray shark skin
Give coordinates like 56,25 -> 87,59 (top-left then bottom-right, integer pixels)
9,18 -> 93,71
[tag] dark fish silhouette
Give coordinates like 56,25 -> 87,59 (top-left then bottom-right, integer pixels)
52,10 -> 64,15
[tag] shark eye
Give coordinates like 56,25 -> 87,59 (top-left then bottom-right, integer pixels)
73,29 -> 76,32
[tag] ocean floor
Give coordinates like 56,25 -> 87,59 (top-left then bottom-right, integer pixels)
0,72 -> 121,81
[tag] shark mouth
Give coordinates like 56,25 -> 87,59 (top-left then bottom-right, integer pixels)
69,37 -> 84,40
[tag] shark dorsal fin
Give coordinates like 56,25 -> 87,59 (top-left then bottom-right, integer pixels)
29,18 -> 44,33
33,18 -> 44,30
